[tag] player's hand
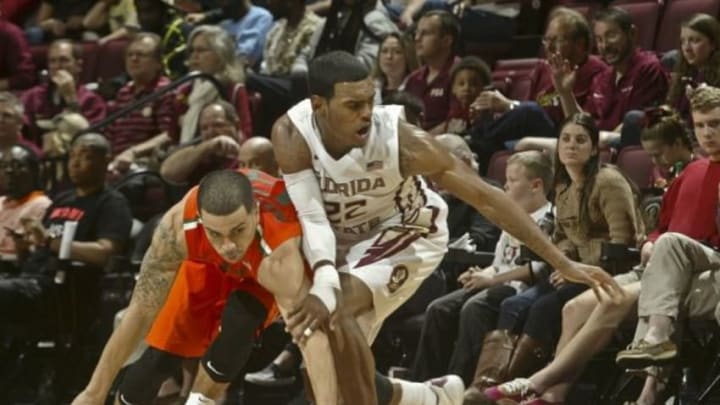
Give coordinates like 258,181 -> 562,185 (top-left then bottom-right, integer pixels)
549,270 -> 566,288
286,293 -> 332,345
71,389 -> 104,405
556,260 -> 623,302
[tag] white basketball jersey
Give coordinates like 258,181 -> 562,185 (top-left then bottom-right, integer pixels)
286,99 -> 447,247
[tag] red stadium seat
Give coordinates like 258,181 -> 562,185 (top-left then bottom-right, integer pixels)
94,39 -> 129,81
616,145 -> 655,189
613,2 -> 662,50
486,150 -> 513,185
654,0 -> 720,52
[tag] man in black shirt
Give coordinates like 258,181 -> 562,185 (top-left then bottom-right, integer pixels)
2,133 -> 132,326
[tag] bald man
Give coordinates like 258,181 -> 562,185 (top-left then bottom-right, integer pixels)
238,137 -> 278,177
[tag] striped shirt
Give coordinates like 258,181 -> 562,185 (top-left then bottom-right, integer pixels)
104,76 -> 174,155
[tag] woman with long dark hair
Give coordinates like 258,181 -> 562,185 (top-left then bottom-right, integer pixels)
465,113 -> 644,403
667,14 -> 720,119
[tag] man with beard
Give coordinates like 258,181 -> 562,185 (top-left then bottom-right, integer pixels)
551,7 -> 668,146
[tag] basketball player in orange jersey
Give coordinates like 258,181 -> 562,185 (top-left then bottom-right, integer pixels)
272,51 -> 623,405
71,169 -> 337,405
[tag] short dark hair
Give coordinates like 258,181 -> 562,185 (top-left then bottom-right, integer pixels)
308,51 -> 369,99
383,91 -> 424,126
594,7 -> 634,34
129,32 -> 164,61
71,132 -> 112,156
450,56 -> 492,88
49,39 -> 83,61
197,170 -> 255,216
420,10 -> 461,50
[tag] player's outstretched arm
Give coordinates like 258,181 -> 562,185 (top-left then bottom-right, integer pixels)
72,205 -> 187,404
271,115 -> 340,321
396,121 -> 622,300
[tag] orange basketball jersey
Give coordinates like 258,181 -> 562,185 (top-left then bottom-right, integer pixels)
146,169 -> 301,357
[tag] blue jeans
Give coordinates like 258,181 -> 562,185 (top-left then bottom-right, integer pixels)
495,280 -> 553,334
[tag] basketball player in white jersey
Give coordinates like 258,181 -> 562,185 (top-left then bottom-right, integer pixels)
272,51 -> 622,405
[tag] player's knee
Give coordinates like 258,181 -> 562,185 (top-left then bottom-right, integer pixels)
202,291 -> 267,383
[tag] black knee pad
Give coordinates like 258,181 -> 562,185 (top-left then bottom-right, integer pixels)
201,290 -> 267,383
117,347 -> 184,405
375,371 -> 393,405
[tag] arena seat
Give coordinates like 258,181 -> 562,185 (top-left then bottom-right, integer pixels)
94,39 -> 129,82
486,150 -> 513,185
654,0 -> 720,52
614,1 -> 662,50
616,145 -> 654,190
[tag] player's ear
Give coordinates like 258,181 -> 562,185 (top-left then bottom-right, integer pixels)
310,95 -> 326,112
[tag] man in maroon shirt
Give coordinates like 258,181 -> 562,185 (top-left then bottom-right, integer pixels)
105,33 -> 175,175
0,17 -> 35,91
552,7 -> 668,146
21,39 -> 107,146
160,100 -> 243,187
404,10 -> 460,131
468,7 -> 607,173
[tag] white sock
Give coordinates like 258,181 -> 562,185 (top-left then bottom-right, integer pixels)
391,378 -> 437,405
185,392 -> 215,405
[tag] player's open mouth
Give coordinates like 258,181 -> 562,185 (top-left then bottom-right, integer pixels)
357,126 -> 370,138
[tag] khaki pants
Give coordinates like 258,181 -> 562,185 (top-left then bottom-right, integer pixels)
634,233 -> 720,340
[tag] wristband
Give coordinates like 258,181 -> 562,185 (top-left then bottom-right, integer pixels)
309,264 -> 340,313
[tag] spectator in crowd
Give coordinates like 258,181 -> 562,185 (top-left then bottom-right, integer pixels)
0,92 -> 43,157
383,0 -> 427,29
247,0 -> 323,137
640,106 -> 696,191
373,32 -> 418,104
162,100 -> 243,186
474,7 -> 607,170
83,0 -> 141,45
0,16 -> 35,91
405,10 -> 460,131
1,0 -> 39,26
1,133 -> 131,339
383,91 -> 425,127
551,7 -> 668,148
413,149 -> 553,384
667,13 -> 720,121
185,0 -> 273,67
259,0 -> 323,77
434,56 -> 491,134
21,39 -> 107,145
237,137 -> 278,176
465,113 -> 645,402
105,33 -> 175,175
26,0 -> 98,44
311,0 -> 398,70
612,86 -> 720,404
175,25 -> 252,143
487,85 -> 720,405
0,144 -> 51,271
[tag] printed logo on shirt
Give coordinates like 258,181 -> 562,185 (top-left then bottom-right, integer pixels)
429,88 -> 445,98
387,265 -> 409,294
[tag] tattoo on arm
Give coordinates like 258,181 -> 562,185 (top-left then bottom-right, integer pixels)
130,213 -> 186,313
